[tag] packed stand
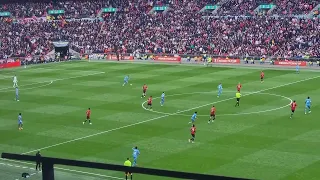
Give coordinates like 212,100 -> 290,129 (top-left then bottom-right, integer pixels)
0,21 -> 30,58
0,0 -> 319,59
217,0 -> 269,16
272,18 -> 320,58
54,0 -> 132,19
272,0 -> 319,15
1,0 -> 319,18
0,0 -> 122,18
0,19 -> 61,58
215,0 -> 319,16
71,15 -> 320,58
0,2 -> 49,18
0,0 -> 170,19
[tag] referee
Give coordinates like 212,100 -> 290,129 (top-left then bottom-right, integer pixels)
36,151 -> 41,171
124,158 -> 132,180
235,91 -> 241,107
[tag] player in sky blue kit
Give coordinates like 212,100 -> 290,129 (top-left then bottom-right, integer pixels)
296,63 -> 300,74
189,112 -> 197,124
18,113 -> 23,130
15,87 -> 19,101
160,92 -> 165,106
217,83 -> 223,97
305,97 -> 311,114
123,75 -> 129,86
132,146 -> 140,166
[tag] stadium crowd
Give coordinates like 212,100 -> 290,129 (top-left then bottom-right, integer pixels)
272,0 -> 318,15
1,0 -> 317,18
0,0 -> 319,59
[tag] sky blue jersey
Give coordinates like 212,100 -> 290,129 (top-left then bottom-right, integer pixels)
15,87 -> 19,100
305,98 -> 311,106
132,148 -> 140,158
18,115 -> 22,123
191,113 -> 197,120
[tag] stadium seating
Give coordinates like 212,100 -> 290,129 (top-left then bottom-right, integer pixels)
0,0 -> 319,59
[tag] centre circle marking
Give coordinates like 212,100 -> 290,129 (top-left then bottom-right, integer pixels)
141,91 -> 293,117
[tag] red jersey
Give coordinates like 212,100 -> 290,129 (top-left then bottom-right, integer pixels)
86,110 -> 91,116
211,107 -> 216,114
143,85 -> 148,90
190,127 -> 196,134
291,102 -> 297,110
148,97 -> 152,103
261,72 -> 264,77
237,84 -> 242,90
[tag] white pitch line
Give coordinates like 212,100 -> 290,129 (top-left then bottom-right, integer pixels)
0,81 -> 51,91
52,71 -> 105,82
22,75 -> 320,155
0,81 -> 53,93
0,159 -> 122,180
0,72 -> 105,91
0,75 -> 13,80
0,162 -> 39,180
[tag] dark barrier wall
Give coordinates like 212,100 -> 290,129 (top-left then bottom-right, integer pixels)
2,153 -> 253,180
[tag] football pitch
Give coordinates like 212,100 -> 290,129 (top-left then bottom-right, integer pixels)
0,61 -> 319,180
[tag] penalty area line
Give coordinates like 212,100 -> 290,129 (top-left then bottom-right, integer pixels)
21,75 -> 320,155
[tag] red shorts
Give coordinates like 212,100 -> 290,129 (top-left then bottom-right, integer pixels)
237,89 -> 241,92
143,89 -> 146,93
86,115 -> 90,119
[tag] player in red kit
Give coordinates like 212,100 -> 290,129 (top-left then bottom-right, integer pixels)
260,71 -> 265,83
83,108 -> 92,125
237,82 -> 242,92
147,96 -> 152,109
188,124 -> 196,143
290,101 -> 297,119
208,105 -> 216,123
141,84 -> 148,98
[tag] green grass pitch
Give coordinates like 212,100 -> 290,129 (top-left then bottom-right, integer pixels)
0,61 -> 319,180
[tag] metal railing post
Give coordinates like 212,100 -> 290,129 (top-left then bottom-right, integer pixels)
42,161 -> 55,180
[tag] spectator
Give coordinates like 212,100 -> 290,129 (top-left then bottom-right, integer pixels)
36,151 -> 41,171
